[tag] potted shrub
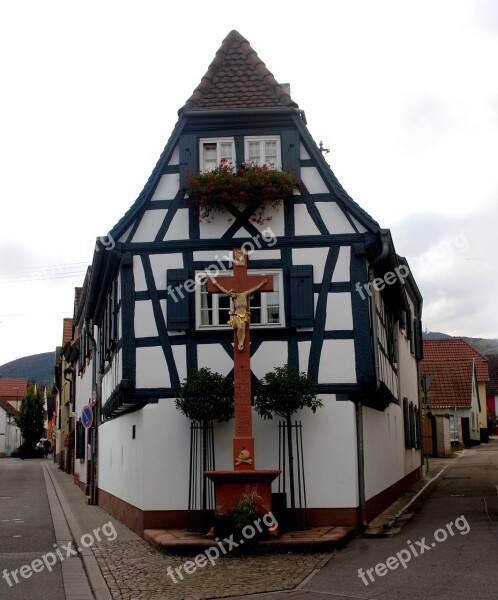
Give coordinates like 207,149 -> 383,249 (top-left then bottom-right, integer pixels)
254,365 -> 322,512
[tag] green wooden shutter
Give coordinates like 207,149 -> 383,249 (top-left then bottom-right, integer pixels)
167,269 -> 189,330
290,265 -> 314,327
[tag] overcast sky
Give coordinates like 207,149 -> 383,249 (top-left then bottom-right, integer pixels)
0,0 -> 497,367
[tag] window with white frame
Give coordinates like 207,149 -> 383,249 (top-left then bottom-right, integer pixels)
195,270 -> 284,329
200,138 -> 235,172
244,136 -> 281,168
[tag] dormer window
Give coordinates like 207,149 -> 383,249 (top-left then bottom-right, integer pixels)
200,138 -> 235,172
198,136 -> 282,171
245,136 -> 280,168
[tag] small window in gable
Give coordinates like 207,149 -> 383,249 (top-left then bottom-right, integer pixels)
200,138 -> 235,172
244,136 -> 281,168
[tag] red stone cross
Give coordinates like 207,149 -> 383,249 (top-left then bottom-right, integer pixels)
207,248 -> 274,470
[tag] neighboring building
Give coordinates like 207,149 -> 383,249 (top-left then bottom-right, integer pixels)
0,399 -> 20,457
421,339 -> 489,450
486,354 -> 498,436
0,378 -> 33,412
56,316 -> 77,472
75,30 -> 423,535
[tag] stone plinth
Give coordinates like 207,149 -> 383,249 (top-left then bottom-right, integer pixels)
204,470 -> 280,514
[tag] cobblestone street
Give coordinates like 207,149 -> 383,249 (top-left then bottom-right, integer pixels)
93,539 -> 330,600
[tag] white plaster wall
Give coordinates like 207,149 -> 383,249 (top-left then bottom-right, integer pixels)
141,399 -> 192,510
319,339 -> 356,384
163,208 -> 189,242
172,345 -> 187,383
250,342 -> 287,379
133,256 -> 147,292
149,253 -> 183,290
299,143 -> 310,160
197,344 -> 232,376
363,403 -> 409,501
294,204 -> 321,236
251,397 -> 358,507
349,215 -> 367,233
332,246 -> 351,282
132,209 -> 167,242
298,341 -> 311,374
74,355 -> 94,481
318,202 -> 355,234
98,410 -> 144,509
325,293 -> 353,330
293,247 -> 329,283
135,347 -> 170,388
151,173 -> 180,200
300,167 -> 329,194
168,145 -> 180,166
134,300 -> 158,338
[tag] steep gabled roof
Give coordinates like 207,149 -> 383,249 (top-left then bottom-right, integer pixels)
421,339 -> 489,409
0,398 -> 17,416
179,30 -> 298,113
0,378 -> 31,401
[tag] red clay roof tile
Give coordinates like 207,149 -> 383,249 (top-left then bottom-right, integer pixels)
421,339 -> 489,409
0,378 -> 30,400
179,30 -> 298,113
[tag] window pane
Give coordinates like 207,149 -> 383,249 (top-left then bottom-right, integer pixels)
248,141 -> 261,164
266,292 -> 280,323
218,294 -> 231,326
264,141 -> 277,165
203,143 -> 217,171
220,143 -> 233,163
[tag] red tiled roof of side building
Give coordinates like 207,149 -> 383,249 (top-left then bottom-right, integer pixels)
0,378 -> 31,400
63,318 -> 73,344
421,356 -> 474,408
422,339 -> 489,382
179,30 -> 298,113
0,397 -> 19,416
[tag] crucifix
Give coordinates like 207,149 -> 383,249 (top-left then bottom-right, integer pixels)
207,248 -> 274,470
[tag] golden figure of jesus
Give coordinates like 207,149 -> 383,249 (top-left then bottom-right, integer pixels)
210,277 -> 268,351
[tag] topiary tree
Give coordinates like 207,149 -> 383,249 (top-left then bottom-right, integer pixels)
254,365 -> 322,510
176,368 -> 234,524
175,367 -> 234,424
14,383 -> 45,457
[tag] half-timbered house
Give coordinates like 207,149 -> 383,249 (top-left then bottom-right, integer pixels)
80,30 -> 423,534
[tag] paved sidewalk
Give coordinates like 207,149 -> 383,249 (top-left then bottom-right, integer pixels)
42,450 -> 462,600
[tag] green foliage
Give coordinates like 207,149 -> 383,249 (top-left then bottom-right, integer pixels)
231,490 -> 262,536
14,384 -> 45,451
254,365 -> 322,421
185,162 -> 300,224
175,368 -> 234,423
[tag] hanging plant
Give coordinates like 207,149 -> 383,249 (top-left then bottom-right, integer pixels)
184,162 -> 301,224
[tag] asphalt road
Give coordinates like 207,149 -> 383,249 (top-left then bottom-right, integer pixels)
0,458 -> 65,599
302,440 -> 498,600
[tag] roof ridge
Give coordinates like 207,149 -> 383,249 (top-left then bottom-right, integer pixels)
179,30 -> 298,113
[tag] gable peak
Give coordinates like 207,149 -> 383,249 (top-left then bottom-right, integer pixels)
179,30 -> 298,114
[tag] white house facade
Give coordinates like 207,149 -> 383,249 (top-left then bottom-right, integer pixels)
77,30 -> 423,535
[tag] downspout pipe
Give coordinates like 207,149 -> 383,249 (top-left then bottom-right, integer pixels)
87,319 -> 99,506
357,232 -> 390,529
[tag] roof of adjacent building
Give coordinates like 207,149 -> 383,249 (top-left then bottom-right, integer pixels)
0,398 -> 18,416
63,318 -> 73,345
421,339 -> 489,409
486,354 -> 498,396
179,30 -> 298,113
0,378 -> 31,401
